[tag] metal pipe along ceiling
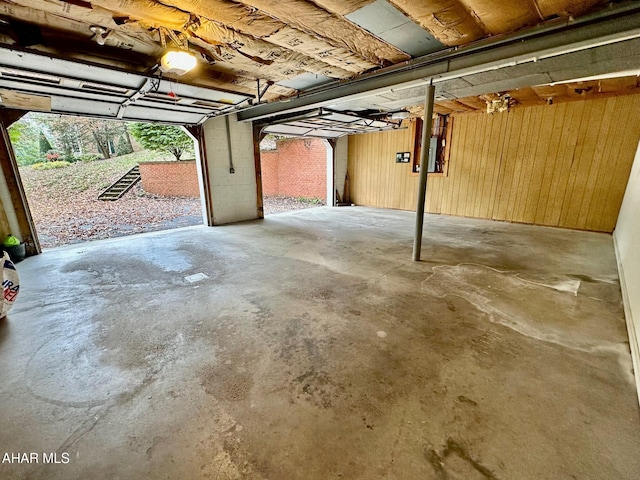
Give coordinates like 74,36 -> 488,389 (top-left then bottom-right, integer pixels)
236,2 -> 640,122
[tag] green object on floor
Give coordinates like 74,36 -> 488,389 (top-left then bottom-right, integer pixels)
3,234 -> 25,262
3,234 -> 19,247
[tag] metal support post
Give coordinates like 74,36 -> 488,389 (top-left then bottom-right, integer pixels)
412,82 -> 435,262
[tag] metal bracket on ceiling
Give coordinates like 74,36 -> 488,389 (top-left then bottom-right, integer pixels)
116,78 -> 154,119
197,103 -> 239,124
250,79 -> 274,105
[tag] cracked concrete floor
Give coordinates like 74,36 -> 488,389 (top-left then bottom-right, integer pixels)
1,207 -> 639,479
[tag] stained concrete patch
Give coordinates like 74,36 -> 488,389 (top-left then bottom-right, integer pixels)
200,363 -> 254,402
426,438 -> 498,479
1,208 -> 639,479
26,331 -> 146,408
421,263 -> 628,354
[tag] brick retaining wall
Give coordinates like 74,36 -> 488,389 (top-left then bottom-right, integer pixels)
138,160 -> 199,198
261,138 -> 326,200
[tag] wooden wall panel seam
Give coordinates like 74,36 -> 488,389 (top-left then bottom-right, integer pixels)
545,101 -> 585,226
533,102 -> 568,226
597,96 -> 640,231
347,94 -> 640,233
577,98 -> 617,230
522,107 -> 553,224
584,99 -> 618,230
557,100 -> 595,227
488,112 -> 511,220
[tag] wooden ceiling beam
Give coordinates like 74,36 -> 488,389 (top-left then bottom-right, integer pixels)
231,0 -> 409,64
307,0 -> 374,16
160,0 -> 379,72
507,87 -> 548,107
437,99 -> 476,112
433,105 -> 454,115
458,0 -> 541,35
89,0 -> 190,30
536,0 -> 606,20
598,76 -> 640,93
389,0 -> 489,45
454,96 -> 487,110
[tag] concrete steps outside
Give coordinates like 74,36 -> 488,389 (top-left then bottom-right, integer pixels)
98,165 -> 141,201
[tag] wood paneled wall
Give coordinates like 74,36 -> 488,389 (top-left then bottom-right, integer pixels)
347,94 -> 640,232
348,122 -> 419,211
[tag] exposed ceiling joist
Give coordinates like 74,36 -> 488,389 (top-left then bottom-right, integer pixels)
237,3 -> 640,121
0,0 -> 635,124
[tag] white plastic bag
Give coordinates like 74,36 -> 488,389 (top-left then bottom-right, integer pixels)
1,251 -> 19,318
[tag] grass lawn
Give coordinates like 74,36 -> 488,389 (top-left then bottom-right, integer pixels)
19,150 -> 201,248
17,150 -> 325,248
20,150 -> 175,196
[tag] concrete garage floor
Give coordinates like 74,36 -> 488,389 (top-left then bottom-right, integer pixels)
1,207 -> 639,479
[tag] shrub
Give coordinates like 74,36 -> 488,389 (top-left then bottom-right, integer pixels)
31,161 -> 71,170
45,150 -> 61,162
61,153 -> 102,163
15,155 -> 40,166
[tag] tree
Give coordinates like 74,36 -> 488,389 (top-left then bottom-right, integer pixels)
8,120 -> 40,166
128,123 -> 193,161
115,132 -> 133,156
28,113 -> 130,160
41,115 -> 82,161
39,131 -> 53,156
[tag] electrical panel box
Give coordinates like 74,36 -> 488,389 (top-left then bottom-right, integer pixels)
427,137 -> 438,173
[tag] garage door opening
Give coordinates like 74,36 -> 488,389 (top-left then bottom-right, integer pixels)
259,135 -> 327,215
10,112 -> 203,248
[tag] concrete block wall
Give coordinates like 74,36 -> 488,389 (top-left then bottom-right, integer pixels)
334,136 -> 348,204
260,138 -> 327,200
201,114 -> 258,225
138,161 -> 199,198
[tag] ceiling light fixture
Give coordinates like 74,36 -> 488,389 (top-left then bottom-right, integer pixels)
159,50 -> 197,76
